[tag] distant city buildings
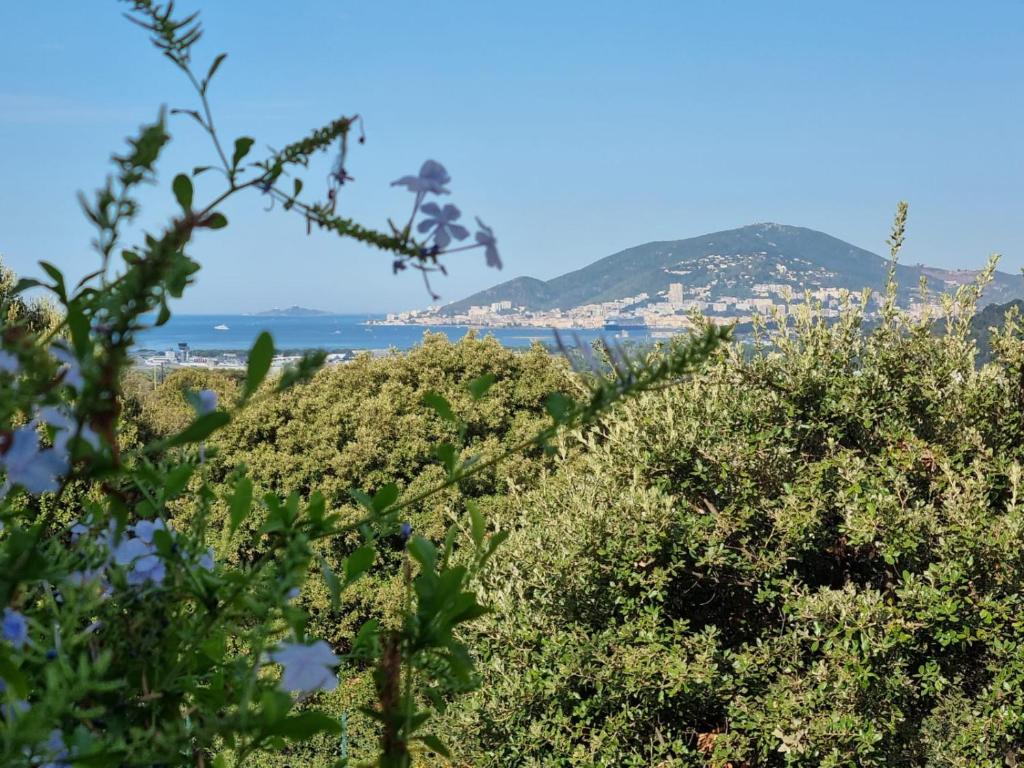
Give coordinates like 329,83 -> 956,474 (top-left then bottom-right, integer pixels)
371,266 -> 949,333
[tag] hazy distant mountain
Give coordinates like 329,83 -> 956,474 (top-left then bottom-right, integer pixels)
254,306 -> 332,317
440,223 -> 1023,314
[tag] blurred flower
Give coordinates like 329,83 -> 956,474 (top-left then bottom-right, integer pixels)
417,203 -> 469,249
400,522 -> 412,541
198,548 -> 215,571
474,218 -> 502,269
2,608 -> 28,649
126,554 -> 166,587
38,729 -> 70,768
38,406 -> 101,453
113,535 -> 166,587
50,345 -> 83,392
0,424 -> 68,498
0,351 -> 19,374
132,518 -> 168,545
197,389 -> 218,415
391,160 -> 451,195
69,521 -> 90,544
270,640 -> 340,694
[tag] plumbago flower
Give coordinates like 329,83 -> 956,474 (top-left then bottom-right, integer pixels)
0,351 -> 18,374
0,424 -> 68,497
417,202 -> 469,249
49,345 -> 83,392
269,641 -> 340,694
475,217 -> 502,269
390,159 -> 451,195
389,159 -> 502,274
2,608 -> 28,649
38,406 -> 101,453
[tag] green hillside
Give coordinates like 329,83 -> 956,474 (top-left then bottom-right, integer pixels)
441,223 -> 1024,313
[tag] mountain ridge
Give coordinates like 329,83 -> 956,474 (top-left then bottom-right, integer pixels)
440,223 -> 1022,314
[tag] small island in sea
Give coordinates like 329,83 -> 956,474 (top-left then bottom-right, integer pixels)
252,305 -> 334,317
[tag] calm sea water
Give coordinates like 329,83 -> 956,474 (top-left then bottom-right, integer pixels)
134,314 -> 654,352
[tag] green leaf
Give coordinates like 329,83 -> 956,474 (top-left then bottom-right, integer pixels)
229,476 -> 254,534
468,500 -> 485,548
244,331 -> 274,398
408,535 -> 437,573
435,443 -> 458,476
0,654 -> 28,698
349,489 -> 373,511
163,464 -> 195,500
202,212 -> 228,229
39,261 -> 66,301
265,711 -> 342,741
158,411 -> 231,450
416,734 -> 451,758
344,545 -> 375,585
232,137 -> 255,168
372,483 -> 399,512
156,298 -> 171,326
544,392 -> 575,423
320,556 -> 342,607
422,392 -> 456,423
66,301 -> 90,357
172,173 -> 193,210
467,373 -> 496,399
205,53 -> 227,86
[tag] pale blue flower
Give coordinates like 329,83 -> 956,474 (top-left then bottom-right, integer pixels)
0,425 -> 68,498
197,389 -> 218,415
270,640 -> 340,694
475,218 -> 502,269
38,729 -> 70,768
126,554 -> 166,587
417,203 -> 469,249
198,548 -> 214,571
112,536 -> 165,587
50,345 -> 84,391
2,608 -> 28,649
38,406 -> 101,453
0,351 -> 19,374
131,518 -> 167,545
68,521 -> 89,543
391,160 -> 451,195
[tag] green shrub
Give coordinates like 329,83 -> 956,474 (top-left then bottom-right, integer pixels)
450,276 -> 1024,767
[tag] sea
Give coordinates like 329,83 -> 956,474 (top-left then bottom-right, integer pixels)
133,314 -> 658,353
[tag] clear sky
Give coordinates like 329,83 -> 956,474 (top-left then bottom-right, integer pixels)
1,1 -> 1022,313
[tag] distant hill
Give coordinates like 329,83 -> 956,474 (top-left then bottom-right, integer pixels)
253,306 -> 332,317
440,223 -> 1023,314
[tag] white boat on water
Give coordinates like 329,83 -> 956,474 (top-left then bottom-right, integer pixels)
214,324 -> 229,331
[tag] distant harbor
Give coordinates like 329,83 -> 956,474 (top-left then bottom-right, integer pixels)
131,314 -> 664,371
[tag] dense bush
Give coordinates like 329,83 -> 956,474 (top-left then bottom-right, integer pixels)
121,335 -> 577,764
444,279 -> 1024,766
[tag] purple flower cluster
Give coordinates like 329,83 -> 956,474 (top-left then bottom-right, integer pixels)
390,160 -> 501,270
66,517 -> 215,592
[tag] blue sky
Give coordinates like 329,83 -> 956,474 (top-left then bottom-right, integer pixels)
1,1 -> 1022,313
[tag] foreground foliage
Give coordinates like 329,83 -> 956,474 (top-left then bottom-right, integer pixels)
444,267 -> 1024,766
